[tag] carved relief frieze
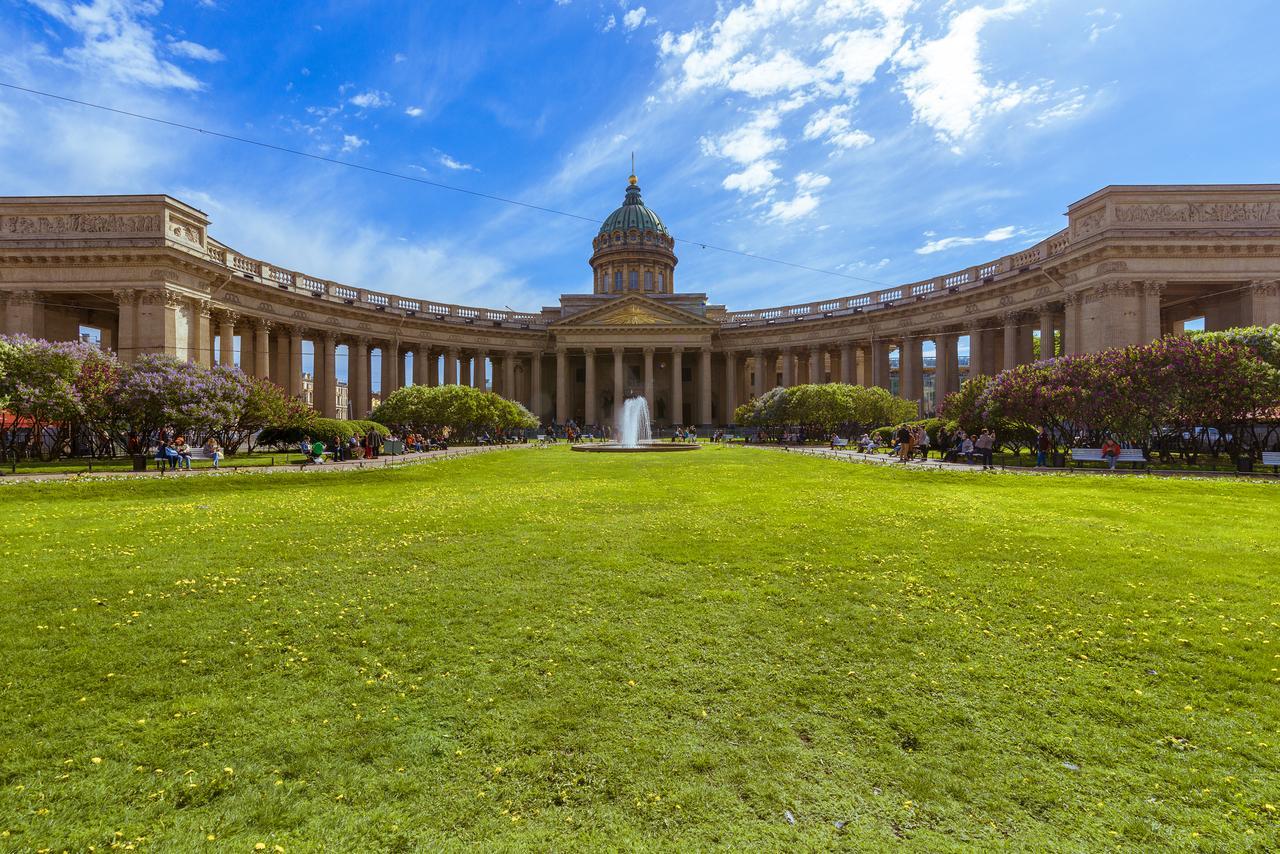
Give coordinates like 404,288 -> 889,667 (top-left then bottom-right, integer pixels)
1114,202 -> 1280,225
0,213 -> 162,235
1097,260 -> 1128,274
1073,208 -> 1105,237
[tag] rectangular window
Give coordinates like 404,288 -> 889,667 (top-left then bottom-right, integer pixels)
657,272 -> 665,291
629,270 -> 639,290
613,271 -> 623,292
644,271 -> 653,291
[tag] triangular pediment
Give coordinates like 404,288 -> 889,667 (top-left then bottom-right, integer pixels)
553,295 -> 715,328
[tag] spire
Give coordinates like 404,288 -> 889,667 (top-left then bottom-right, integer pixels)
628,151 -> 637,186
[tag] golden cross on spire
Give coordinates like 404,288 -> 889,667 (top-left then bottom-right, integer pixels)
629,151 -> 637,185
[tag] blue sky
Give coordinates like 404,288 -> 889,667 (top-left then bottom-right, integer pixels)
2,0 -> 1278,320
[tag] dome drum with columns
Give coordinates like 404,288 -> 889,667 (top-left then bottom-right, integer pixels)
3,181 -> 1280,429
590,175 -> 677,296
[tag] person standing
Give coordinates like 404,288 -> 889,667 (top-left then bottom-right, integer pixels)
1036,428 -> 1051,468
975,430 -> 994,469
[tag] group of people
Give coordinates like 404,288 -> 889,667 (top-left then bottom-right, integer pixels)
152,432 -> 224,471
402,432 -> 448,453
297,431 -> 383,464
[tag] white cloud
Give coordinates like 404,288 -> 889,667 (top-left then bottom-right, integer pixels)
393,52 -> 407,63
802,103 -> 874,149
340,134 -> 366,153
767,191 -> 821,221
914,225 -> 1026,255
404,106 -> 424,117
29,0 -> 205,90
623,6 -> 649,31
794,171 -> 830,192
349,90 -> 392,109
722,159 -> 781,193
167,39 -> 224,62
437,152 -> 476,171
892,1 -> 1039,149
602,14 -> 616,32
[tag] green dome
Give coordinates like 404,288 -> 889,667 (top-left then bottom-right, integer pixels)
598,178 -> 670,237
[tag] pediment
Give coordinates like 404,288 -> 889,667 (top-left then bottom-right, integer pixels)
553,295 -> 715,328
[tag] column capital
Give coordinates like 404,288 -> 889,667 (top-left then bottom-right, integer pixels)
1002,310 -> 1026,324
351,334 -> 370,349
112,288 -> 140,305
138,289 -> 168,306
583,346 -> 596,356
191,297 -> 213,318
669,345 -> 683,355
643,346 -> 655,356
1141,280 -> 1168,298
213,308 -> 239,324
317,329 -> 336,344
287,323 -> 307,338
613,345 -> 625,356
1250,279 -> 1280,297
248,316 -> 273,331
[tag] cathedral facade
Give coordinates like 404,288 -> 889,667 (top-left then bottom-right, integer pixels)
2,180 -> 1280,426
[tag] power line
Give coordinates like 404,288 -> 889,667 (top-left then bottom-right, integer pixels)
0,80 -> 893,287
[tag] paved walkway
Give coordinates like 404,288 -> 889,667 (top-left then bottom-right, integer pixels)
749,443 -> 1278,479
0,444 -> 524,484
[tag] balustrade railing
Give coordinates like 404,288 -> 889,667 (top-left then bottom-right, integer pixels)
200,224 -> 1073,330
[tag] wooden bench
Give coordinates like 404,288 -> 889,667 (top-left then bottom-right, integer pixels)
1262,451 -> 1280,471
830,437 -> 849,449
1071,447 -> 1147,469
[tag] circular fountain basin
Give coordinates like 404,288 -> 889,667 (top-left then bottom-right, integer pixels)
571,442 -> 701,453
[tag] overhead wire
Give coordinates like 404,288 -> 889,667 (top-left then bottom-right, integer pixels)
0,80 -> 894,288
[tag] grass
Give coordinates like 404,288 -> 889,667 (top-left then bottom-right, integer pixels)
4,451 -> 296,475
0,446 -> 1277,851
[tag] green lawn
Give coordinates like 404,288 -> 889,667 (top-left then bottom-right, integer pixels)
0,447 -> 1276,851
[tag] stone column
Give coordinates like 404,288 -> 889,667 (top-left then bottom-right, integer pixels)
1018,315 -> 1036,364
753,349 -> 767,397
840,343 -> 854,384
503,353 -> 516,400
1039,306 -> 1056,359
217,312 -> 237,368
113,289 -> 138,363
414,347 -> 429,386
555,348 -> 568,424
934,334 -> 953,408
381,341 -> 398,402
1246,280 -> 1280,327
1101,281 -> 1143,349
190,299 -> 213,366
425,348 -> 439,386
699,347 -> 713,425
1003,313 -> 1020,370
901,335 -> 923,411
723,351 -> 738,423
137,291 -> 180,357
584,347 -> 597,425
1140,281 -> 1166,344
643,347 -> 655,414
780,347 -> 794,387
444,349 -> 459,385
966,324 -> 985,378
351,337 -> 370,419
613,347 -> 625,412
1063,294 -> 1083,355
808,347 -> 822,384
289,327 -> 304,398
272,328 -> 289,385
473,352 -> 487,390
530,353 -> 543,421
318,332 -> 337,418
872,339 -> 892,390
670,347 -> 683,425
253,321 -> 271,377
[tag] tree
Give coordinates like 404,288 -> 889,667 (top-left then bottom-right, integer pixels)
372,384 -> 533,440
113,355 -> 246,450
0,334 -> 99,459
732,384 -> 915,435
214,373 -> 298,453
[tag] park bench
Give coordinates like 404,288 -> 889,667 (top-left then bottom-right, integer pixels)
830,437 -> 849,449
1071,447 -> 1147,470
1262,451 -> 1280,472
154,447 -> 214,471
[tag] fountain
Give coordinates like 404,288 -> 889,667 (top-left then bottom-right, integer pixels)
571,396 -> 700,453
